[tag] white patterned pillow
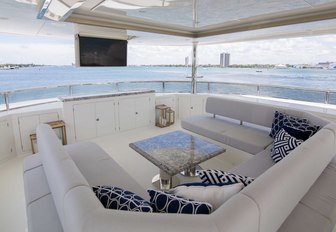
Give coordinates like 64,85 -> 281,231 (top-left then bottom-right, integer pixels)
170,183 -> 244,210
147,189 -> 213,214
271,128 -> 303,163
93,186 -> 153,212
197,170 -> 254,186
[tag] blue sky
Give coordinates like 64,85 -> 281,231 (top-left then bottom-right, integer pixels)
0,33 -> 336,65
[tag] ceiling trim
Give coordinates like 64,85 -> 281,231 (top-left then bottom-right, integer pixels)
66,12 -> 194,38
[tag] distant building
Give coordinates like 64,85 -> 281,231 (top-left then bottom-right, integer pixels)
317,62 -> 333,69
185,57 -> 189,66
220,53 -> 230,67
275,64 -> 287,69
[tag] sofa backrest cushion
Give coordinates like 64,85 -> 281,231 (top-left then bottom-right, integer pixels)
36,124 -> 93,231
206,96 -> 330,129
206,97 -> 276,128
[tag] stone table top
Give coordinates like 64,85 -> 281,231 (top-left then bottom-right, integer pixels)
129,130 -> 226,176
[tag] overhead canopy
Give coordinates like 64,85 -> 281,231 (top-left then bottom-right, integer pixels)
1,0 -> 336,45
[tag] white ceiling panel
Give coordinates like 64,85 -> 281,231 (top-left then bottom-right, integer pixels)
1,0 -> 336,45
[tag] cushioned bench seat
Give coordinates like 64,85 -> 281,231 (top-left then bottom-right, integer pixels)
182,114 -> 273,154
181,114 -> 239,140
65,142 -> 148,199
229,145 -> 274,178
278,162 -> 336,232
228,142 -> 336,232
23,141 -> 148,232
181,96 -> 331,155
23,155 -> 62,232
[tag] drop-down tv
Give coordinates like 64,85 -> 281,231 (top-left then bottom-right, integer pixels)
76,35 -> 127,67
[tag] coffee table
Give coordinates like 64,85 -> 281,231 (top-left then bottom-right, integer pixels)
129,130 -> 226,190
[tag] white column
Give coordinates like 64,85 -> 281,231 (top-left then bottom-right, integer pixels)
191,41 -> 198,94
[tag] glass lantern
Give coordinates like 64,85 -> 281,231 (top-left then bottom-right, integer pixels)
155,104 -> 169,127
166,108 -> 175,125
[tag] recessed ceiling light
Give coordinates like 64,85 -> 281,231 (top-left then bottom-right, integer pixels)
101,0 -> 146,10
99,0 -> 170,10
15,0 -> 38,5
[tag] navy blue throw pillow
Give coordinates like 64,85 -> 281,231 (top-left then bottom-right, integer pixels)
175,182 -> 232,187
283,121 -> 319,141
269,111 -> 308,138
93,186 -> 153,212
147,190 -> 213,214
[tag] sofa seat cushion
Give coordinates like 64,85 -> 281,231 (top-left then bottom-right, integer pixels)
181,114 -> 240,141
23,164 -> 52,206
65,142 -> 148,200
221,124 -> 273,155
278,202 -> 332,232
181,114 -> 273,154
23,154 -> 42,172
27,194 -> 63,232
299,163 -> 336,226
229,145 -> 274,178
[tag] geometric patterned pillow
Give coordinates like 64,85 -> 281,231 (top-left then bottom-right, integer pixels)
282,125 -> 313,141
147,189 -> 213,214
283,120 -> 319,141
271,128 -> 303,163
93,186 -> 153,212
197,170 -> 254,187
269,111 -> 309,138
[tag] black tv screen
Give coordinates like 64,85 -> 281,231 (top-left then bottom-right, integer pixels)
78,36 -> 127,66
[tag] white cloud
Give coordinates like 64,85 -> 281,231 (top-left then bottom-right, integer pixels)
0,42 -> 75,65
128,45 -> 191,65
195,35 -> 336,65
1,34 -> 336,65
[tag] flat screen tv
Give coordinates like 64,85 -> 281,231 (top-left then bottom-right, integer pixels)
77,36 -> 127,66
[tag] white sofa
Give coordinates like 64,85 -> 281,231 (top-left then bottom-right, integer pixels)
182,96 -> 330,155
23,96 -> 336,232
181,96 -> 336,231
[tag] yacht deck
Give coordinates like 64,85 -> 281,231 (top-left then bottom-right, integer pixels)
0,121 -> 252,232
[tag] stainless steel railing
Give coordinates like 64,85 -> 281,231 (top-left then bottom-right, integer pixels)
1,80 -> 336,111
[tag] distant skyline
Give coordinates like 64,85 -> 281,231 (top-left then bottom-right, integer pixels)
0,33 -> 336,65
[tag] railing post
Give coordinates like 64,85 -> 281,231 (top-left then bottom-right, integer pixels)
68,86 -> 73,96
257,85 -> 260,96
4,93 -> 9,111
110,83 -> 115,92
116,82 -> 120,92
207,82 -> 210,93
325,91 -> 330,104
162,82 -> 165,93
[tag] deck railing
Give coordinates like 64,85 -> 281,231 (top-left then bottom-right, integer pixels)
1,80 -> 336,111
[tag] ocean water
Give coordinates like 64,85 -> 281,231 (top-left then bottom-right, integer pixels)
0,66 -> 336,105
